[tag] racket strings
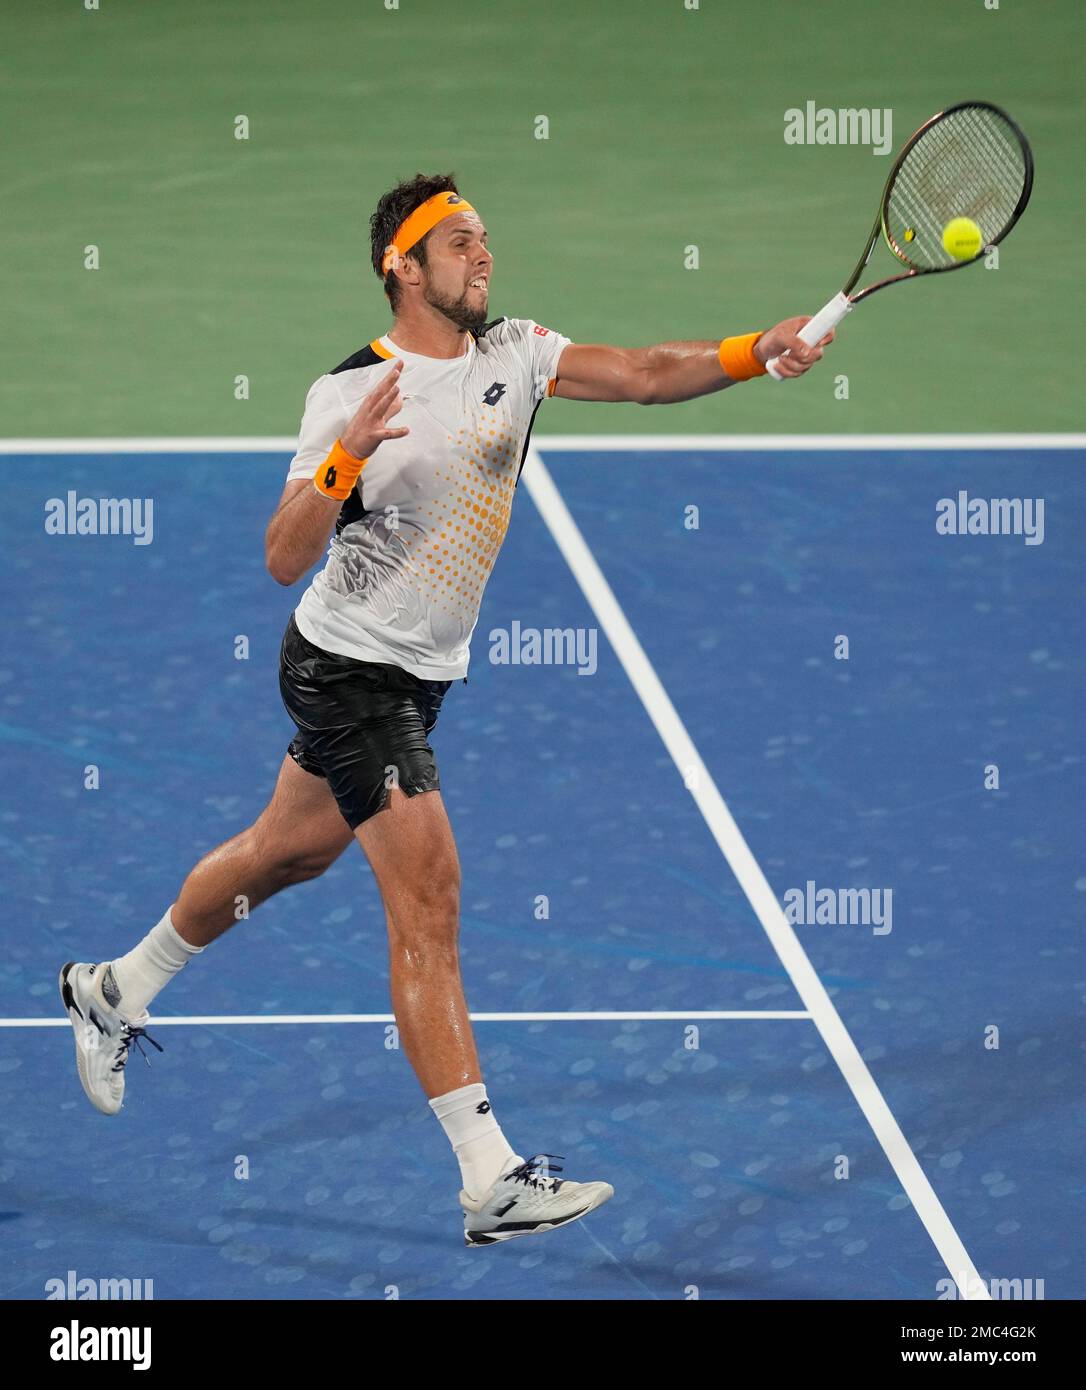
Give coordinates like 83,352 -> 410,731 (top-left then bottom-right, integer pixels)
885,105 -> 1028,270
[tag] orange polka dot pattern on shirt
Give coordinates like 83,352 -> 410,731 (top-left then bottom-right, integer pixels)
406,406 -> 521,621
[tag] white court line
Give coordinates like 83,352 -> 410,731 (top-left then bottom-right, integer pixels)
522,444 -> 991,1301
4,1010 -> 811,1028
0,432 -> 1084,455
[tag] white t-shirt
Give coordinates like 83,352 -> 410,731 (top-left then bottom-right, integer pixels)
285,316 -> 571,680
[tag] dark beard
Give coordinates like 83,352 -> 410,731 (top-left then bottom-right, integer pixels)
425,283 -> 488,335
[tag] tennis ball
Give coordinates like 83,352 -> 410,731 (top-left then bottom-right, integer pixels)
942,217 -> 984,261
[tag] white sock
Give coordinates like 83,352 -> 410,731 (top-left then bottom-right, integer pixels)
429,1083 -> 521,1201
107,906 -> 203,1018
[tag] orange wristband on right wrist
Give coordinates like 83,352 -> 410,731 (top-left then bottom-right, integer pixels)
313,439 -> 368,500
718,332 -> 767,382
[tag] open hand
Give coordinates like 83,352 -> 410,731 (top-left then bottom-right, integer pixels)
341,360 -> 410,458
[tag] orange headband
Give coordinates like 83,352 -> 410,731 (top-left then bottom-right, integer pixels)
381,191 -> 478,273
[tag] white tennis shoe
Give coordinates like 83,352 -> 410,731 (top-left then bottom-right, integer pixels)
461,1153 -> 613,1246
58,961 -> 163,1115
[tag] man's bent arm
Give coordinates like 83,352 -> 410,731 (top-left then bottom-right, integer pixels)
265,479 -> 341,585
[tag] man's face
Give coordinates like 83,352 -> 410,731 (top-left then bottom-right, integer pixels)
416,212 -> 492,333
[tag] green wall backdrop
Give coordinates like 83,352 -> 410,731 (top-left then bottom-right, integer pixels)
1,0 -> 1081,437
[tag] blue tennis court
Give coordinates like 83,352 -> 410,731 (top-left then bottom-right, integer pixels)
1,440 -> 1082,1300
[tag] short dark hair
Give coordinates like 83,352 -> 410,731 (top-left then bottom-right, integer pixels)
370,171 -> 460,310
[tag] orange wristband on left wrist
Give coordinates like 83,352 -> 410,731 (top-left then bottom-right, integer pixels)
718,332 -> 767,382
313,439 -> 368,500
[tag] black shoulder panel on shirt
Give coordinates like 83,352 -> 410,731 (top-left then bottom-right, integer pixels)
335,486 -> 367,536
473,316 -> 507,340
329,344 -> 385,375
332,318 -> 504,368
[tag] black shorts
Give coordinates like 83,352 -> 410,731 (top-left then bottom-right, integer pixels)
278,614 -> 454,830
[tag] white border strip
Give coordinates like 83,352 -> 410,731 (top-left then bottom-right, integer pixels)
522,444 -> 990,1301
4,1010 -> 811,1028
0,437 -> 300,455
537,433 -> 1086,452
0,433 -> 1083,455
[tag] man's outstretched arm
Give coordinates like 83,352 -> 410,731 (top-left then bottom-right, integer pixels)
551,316 -> 833,404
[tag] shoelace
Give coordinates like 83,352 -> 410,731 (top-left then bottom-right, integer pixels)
506,1154 -> 565,1193
112,1024 -> 164,1073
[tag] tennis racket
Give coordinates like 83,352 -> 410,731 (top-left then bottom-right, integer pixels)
766,100 -> 1034,380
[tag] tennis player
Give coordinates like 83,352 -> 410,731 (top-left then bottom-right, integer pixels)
60,173 -> 832,1246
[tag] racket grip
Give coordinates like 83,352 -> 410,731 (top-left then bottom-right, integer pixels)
765,291 -> 852,381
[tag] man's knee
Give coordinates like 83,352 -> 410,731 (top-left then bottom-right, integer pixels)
248,825 -> 342,888
280,851 -> 338,886
386,858 -> 460,938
